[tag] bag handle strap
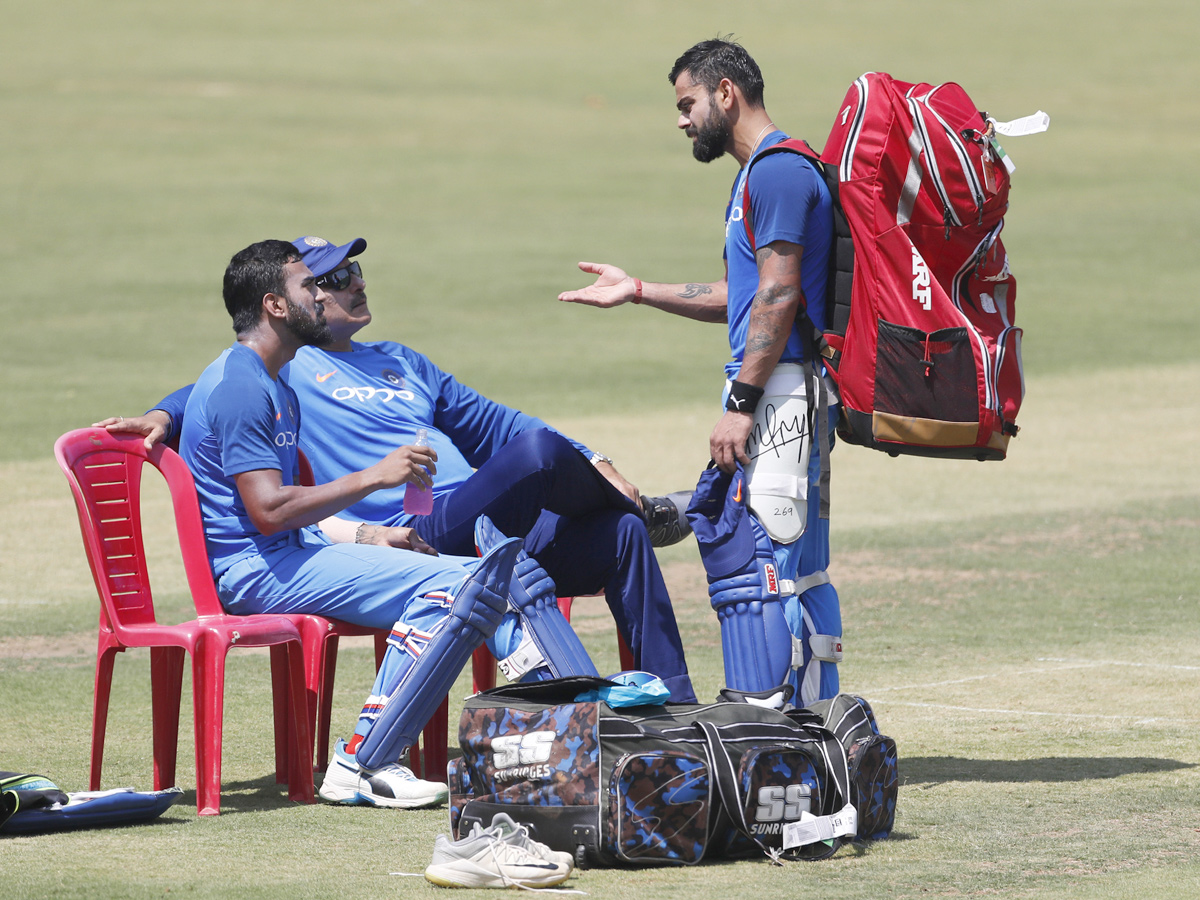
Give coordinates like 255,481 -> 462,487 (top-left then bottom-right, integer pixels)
696,720 -> 774,857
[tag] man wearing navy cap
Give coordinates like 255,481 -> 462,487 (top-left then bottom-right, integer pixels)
105,236 -> 696,704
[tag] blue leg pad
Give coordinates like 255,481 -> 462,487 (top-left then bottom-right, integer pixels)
355,534 -> 521,770
687,465 -> 793,694
475,515 -> 599,680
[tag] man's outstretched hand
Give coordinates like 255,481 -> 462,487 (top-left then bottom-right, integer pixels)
557,261 -> 637,308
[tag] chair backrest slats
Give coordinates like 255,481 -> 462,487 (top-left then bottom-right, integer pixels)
56,432 -> 161,630
57,428 -> 239,626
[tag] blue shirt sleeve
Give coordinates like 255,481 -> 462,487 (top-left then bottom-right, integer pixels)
407,351 -> 592,465
746,151 -> 824,250
207,376 -> 284,477
148,384 -> 194,442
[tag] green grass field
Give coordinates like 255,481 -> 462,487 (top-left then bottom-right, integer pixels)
2,1 -> 1198,897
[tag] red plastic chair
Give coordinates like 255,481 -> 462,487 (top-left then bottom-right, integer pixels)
288,451 -> 449,780
54,428 -> 315,816
471,596 -> 636,693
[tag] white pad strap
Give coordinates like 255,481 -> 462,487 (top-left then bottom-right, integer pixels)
783,803 -> 858,849
779,570 -> 830,598
790,633 -> 844,668
496,630 -> 547,681
808,634 -> 844,663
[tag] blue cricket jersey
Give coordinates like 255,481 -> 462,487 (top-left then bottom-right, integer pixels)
180,343 -> 319,577
283,342 -> 592,527
723,131 -> 833,378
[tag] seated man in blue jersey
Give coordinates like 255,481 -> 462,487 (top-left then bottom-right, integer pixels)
102,236 -> 696,702
181,238 -> 534,809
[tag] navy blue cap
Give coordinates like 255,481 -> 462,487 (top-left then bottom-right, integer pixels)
291,236 -> 368,277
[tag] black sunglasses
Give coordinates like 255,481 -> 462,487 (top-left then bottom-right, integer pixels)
315,260 -> 362,291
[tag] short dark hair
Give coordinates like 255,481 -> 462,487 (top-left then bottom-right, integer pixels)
222,240 -> 302,335
668,37 -> 765,108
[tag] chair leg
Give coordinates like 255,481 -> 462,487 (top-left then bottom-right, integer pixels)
617,633 -> 635,672
314,635 -> 338,773
149,646 -> 186,790
90,642 -> 120,791
472,645 -> 497,693
270,644 -> 292,785
192,636 -> 226,816
283,641 -> 315,804
372,632 -> 387,668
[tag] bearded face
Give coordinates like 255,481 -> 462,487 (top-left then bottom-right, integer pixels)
285,296 -> 333,346
691,94 -> 731,163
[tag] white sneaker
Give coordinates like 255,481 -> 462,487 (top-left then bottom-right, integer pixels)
318,738 -> 448,809
425,826 -> 572,889
478,812 -> 575,871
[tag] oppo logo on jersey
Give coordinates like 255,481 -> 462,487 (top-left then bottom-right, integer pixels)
274,430 -> 298,447
330,386 -> 417,403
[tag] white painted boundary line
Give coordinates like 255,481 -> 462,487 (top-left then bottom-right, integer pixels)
872,700 -> 1192,724
862,657 -> 1200,695
860,656 -> 1200,723
1036,657 -> 1200,672
862,664 -> 1095,695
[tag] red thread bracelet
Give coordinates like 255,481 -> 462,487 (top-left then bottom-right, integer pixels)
632,278 -> 643,304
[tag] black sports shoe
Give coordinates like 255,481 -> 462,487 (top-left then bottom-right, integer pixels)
640,491 -> 693,547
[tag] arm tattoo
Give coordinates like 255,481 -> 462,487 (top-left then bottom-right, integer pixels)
755,245 -> 778,267
747,285 -> 804,354
676,283 -> 713,299
751,282 -> 793,310
747,323 -> 786,353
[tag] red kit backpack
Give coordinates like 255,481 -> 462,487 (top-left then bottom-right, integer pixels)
745,73 -> 1047,461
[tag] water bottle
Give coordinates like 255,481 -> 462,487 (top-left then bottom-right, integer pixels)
403,427 -> 434,515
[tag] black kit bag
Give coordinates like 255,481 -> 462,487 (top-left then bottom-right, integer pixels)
797,694 -> 899,840
448,678 -> 893,867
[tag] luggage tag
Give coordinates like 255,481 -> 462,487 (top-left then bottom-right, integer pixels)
985,110 -> 1051,176
782,802 -> 858,849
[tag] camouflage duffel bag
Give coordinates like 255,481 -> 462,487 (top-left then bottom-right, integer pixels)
448,677 -> 879,868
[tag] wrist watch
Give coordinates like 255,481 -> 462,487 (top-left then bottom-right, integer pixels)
589,451 -> 614,467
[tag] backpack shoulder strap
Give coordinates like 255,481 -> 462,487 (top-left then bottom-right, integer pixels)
739,139 -> 835,364
741,138 -> 822,253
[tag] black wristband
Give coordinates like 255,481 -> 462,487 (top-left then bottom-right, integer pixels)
725,380 -> 764,414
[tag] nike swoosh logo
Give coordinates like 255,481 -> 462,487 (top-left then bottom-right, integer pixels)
316,370 -> 338,383
511,863 -> 562,871
734,479 -> 743,503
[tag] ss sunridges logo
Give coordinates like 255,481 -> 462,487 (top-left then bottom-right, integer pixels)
752,784 -> 812,834
764,562 -> 779,595
491,731 -> 555,783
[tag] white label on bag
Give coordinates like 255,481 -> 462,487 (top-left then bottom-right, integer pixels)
990,111 -> 1051,137
782,803 -> 858,849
